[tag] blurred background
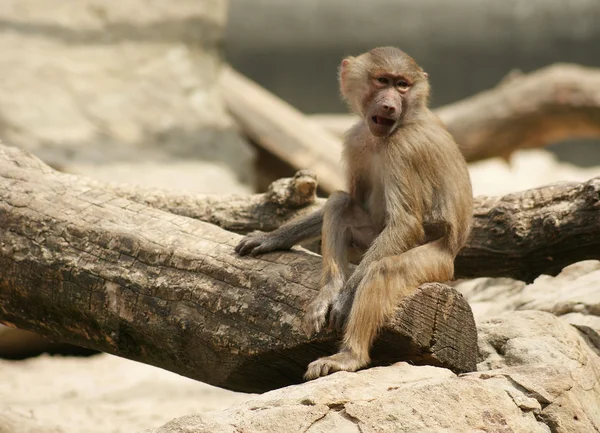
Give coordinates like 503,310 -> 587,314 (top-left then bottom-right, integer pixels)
225,0 -> 600,168
227,0 -> 600,111
1,1 -> 599,432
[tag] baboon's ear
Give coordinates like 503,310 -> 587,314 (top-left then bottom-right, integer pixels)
339,57 -> 354,97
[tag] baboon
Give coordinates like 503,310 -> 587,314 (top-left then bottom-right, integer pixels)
236,47 -> 473,380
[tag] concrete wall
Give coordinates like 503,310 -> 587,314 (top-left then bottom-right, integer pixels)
225,0 -> 600,113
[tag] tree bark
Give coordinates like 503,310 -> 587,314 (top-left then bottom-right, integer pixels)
463,178 -> 600,281
1,141 -> 598,393
92,168 -> 600,282
0,144 -> 477,393
310,64 -> 600,163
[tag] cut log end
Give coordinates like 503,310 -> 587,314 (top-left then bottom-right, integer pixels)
223,283 -> 477,393
381,282 -> 478,374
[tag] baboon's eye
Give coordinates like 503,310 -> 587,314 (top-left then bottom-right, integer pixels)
396,80 -> 410,89
376,77 -> 389,85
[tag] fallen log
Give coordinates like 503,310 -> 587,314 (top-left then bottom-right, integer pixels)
440,64 -> 600,162
458,178 -> 600,282
70,167 -> 600,283
310,64 -> 600,162
0,144 -> 476,393
2,140 -> 597,393
220,67 -> 344,193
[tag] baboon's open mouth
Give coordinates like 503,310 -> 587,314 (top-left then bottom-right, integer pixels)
372,116 -> 395,126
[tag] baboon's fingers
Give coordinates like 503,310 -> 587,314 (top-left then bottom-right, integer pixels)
235,238 -> 260,256
304,360 -> 329,380
304,357 -> 345,380
303,363 -> 320,381
249,243 -> 273,256
303,296 -> 333,336
235,231 -> 274,256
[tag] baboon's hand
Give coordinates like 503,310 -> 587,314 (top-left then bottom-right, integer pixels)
303,296 -> 331,336
303,284 -> 341,336
328,273 -> 361,332
235,231 -> 283,256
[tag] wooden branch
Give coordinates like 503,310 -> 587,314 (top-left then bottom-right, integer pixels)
0,144 -> 476,393
459,178 -> 600,281
438,64 -> 600,161
219,67 -> 344,192
310,64 -> 600,162
77,169 -> 323,235
89,168 -> 600,282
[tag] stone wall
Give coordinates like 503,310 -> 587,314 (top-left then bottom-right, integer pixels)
0,0 -> 254,188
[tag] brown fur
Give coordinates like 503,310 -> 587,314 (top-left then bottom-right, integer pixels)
235,47 -> 473,380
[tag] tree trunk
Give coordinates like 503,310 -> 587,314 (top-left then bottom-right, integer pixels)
1,142 -> 598,393
458,179 -> 600,281
92,168 -> 600,282
220,67 -> 345,192
0,144 -> 476,393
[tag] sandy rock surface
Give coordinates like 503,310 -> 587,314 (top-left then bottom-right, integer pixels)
454,258 -> 600,333
144,311 -> 600,433
0,354 -> 252,433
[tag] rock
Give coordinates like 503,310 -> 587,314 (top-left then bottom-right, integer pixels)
477,310 -> 594,370
0,407 -> 64,433
0,354 -> 251,433
518,261 -> 600,321
562,313 -> 600,332
146,365 -> 545,433
454,261 -> 600,334
145,311 -> 600,433
0,0 -> 254,185
475,311 -> 600,433
468,149 -> 600,196
451,277 -> 526,319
